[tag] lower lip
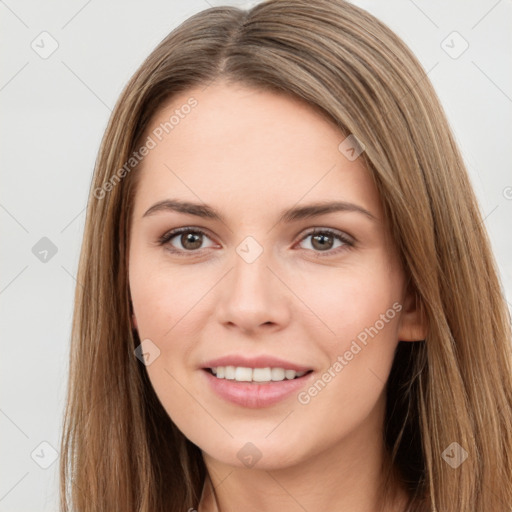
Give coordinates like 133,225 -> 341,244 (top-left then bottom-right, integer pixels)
202,369 -> 313,408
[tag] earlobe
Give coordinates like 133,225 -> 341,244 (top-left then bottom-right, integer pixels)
397,289 -> 428,342
131,313 -> 138,331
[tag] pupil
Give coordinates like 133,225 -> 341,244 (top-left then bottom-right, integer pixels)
182,232 -> 202,250
312,234 -> 333,251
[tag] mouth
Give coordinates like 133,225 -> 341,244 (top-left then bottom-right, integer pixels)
200,355 -> 315,407
204,366 -> 313,383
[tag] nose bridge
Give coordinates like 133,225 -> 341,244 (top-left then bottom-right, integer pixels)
215,238 -> 290,331
231,240 -> 276,308
233,244 -> 271,295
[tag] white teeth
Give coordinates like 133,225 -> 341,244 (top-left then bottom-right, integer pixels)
235,367 -> 253,381
253,367 -> 272,382
271,367 -> 285,381
209,366 -> 308,382
285,369 -> 296,380
224,366 -> 236,379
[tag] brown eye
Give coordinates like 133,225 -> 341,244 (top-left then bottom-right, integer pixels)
179,232 -> 203,250
311,233 -> 334,251
158,228 -> 216,254
297,228 -> 354,255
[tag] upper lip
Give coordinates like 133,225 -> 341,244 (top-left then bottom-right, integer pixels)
201,355 -> 312,372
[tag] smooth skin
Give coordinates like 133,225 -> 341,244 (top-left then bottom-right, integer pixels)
128,80 -> 426,512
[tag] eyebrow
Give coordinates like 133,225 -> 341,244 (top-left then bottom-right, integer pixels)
142,199 -> 377,223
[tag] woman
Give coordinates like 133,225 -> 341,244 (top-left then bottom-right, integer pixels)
60,1 -> 512,511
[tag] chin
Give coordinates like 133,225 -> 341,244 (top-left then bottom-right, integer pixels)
198,434 -> 311,471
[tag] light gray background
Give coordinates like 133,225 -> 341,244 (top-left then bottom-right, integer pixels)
1,0 -> 511,510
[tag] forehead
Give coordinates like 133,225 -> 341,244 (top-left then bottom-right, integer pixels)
132,80 -> 383,223
144,80 -> 344,160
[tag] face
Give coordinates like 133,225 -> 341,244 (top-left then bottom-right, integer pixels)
128,80 -> 422,471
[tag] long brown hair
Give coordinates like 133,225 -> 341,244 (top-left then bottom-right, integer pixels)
60,1 -> 512,510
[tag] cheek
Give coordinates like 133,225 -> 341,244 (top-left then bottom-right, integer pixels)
296,257 -> 402,343
129,249 -> 207,340
293,258 -> 402,410
129,254 -> 209,435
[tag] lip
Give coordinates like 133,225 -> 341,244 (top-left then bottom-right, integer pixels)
201,355 -> 312,373
202,369 -> 314,408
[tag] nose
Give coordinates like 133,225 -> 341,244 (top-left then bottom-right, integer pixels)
215,247 -> 292,335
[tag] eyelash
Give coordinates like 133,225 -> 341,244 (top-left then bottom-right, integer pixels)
157,226 -> 355,257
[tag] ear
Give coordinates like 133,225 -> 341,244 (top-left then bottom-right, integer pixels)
131,313 -> 138,331
397,286 -> 428,342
